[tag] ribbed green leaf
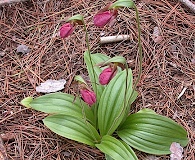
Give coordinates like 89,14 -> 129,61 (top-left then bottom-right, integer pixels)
105,154 -> 114,160
29,92 -> 95,125
118,112 -> 188,155
98,69 -> 133,136
43,115 -> 100,147
110,0 -> 134,9
21,97 -> 33,108
96,135 -> 138,160
84,51 -> 110,101
128,90 -> 138,105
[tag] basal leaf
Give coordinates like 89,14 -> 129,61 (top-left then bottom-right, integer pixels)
43,115 -> 100,147
84,51 -> 110,101
96,135 -> 137,160
21,97 -> 33,108
98,69 -> 134,136
118,111 -> 188,155
29,92 -> 95,125
105,154 -> 114,160
128,90 -> 138,105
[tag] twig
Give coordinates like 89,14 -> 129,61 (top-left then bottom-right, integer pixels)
179,0 -> 195,13
0,0 -> 29,6
100,35 -> 130,44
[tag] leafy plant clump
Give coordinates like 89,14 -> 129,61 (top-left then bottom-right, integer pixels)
21,0 -> 188,159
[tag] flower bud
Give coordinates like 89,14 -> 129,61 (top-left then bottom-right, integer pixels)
99,67 -> 117,85
80,89 -> 96,106
94,10 -> 118,27
60,23 -> 74,38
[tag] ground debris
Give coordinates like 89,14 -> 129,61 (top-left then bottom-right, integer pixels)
0,137 -> 8,160
16,44 -> 31,54
170,142 -> 183,160
36,79 -> 66,93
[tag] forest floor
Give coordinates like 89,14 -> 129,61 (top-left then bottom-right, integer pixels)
0,0 -> 194,159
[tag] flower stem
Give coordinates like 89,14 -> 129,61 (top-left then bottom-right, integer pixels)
133,4 -> 142,90
83,23 -> 98,128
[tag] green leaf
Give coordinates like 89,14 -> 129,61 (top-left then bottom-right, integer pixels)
21,97 -> 33,108
66,14 -> 84,24
137,108 -> 156,114
105,154 -> 114,160
96,135 -> 138,160
120,90 -> 138,127
117,112 -> 188,155
128,90 -> 138,105
43,115 -> 100,147
110,0 -> 134,9
84,51 -> 110,101
29,92 -> 95,125
98,69 -> 134,136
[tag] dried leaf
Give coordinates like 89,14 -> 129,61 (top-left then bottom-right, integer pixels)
16,44 -> 31,54
170,142 -> 183,160
0,51 -> 5,57
36,79 -> 66,93
152,26 -> 162,43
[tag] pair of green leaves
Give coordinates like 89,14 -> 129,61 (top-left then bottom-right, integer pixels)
96,111 -> 188,160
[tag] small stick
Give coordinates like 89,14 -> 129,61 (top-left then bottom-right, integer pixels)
0,0 -> 29,6
178,0 -> 195,13
100,35 -> 130,44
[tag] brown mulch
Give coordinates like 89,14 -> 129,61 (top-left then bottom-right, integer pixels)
0,0 -> 194,159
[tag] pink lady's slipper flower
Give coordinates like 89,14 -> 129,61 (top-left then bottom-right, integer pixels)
99,67 -> 117,85
94,10 -> 117,27
80,89 -> 96,106
60,23 -> 74,38
93,3 -> 118,27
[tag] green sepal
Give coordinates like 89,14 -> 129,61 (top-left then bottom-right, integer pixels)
97,56 -> 126,66
95,135 -> 138,160
27,92 -> 95,126
118,111 -> 188,155
74,75 -> 88,86
66,14 -> 84,25
43,115 -> 100,147
110,0 -> 134,9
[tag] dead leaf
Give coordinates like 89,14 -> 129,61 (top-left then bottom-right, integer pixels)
0,51 -> 5,57
36,79 -> 66,93
170,142 -> 183,160
16,44 -> 31,54
152,26 -> 162,43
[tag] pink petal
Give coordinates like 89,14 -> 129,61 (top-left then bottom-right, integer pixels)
80,89 -> 96,105
60,23 -> 74,38
99,67 -> 116,85
94,11 -> 113,27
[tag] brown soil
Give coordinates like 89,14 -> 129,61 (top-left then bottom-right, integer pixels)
0,0 -> 194,159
